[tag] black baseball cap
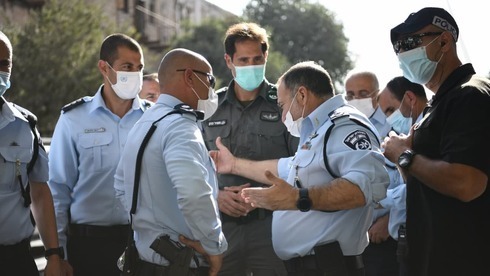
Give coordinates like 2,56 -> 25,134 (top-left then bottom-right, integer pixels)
390,7 -> 459,44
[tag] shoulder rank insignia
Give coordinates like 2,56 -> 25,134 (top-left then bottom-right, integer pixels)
266,86 -> 278,103
173,104 -> 204,120
62,98 -> 87,113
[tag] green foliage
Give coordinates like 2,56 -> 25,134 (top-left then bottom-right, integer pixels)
168,17 -> 291,88
3,0 -> 121,136
244,0 -> 353,83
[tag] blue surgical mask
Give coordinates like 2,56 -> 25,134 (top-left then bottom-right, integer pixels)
397,35 -> 442,85
0,71 -> 11,97
233,64 -> 265,91
386,109 -> 412,135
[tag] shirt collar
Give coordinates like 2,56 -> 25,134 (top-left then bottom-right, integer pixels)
88,85 -> 148,113
430,63 -> 476,106
224,79 -> 271,105
302,94 -> 345,137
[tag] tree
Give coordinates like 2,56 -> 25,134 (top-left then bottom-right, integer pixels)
169,17 -> 291,88
244,0 -> 353,83
1,0 -> 150,136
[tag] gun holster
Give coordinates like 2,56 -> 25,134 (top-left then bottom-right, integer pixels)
150,235 -> 196,276
313,241 -> 349,276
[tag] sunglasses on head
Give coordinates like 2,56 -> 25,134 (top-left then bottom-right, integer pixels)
393,32 -> 442,54
176,69 -> 216,89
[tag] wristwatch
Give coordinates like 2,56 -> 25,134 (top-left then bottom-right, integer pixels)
45,247 -> 64,259
296,188 -> 312,212
398,149 -> 416,169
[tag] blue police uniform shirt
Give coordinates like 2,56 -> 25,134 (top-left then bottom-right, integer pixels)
48,85 -> 148,249
274,95 -> 389,260
0,99 -> 49,245
114,94 -> 227,266
369,107 -> 391,140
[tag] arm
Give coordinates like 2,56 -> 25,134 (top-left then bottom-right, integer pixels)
242,171 -> 366,211
30,181 -> 63,276
383,131 -> 487,202
211,137 -> 279,183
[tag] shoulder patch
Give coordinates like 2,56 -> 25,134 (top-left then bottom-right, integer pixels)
62,98 -> 87,113
343,130 -> 372,150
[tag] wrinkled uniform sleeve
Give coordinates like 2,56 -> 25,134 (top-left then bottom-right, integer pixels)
326,121 -> 389,204
164,118 -> 227,255
48,115 -> 78,250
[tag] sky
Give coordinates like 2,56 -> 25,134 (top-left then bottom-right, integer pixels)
206,0 -> 490,88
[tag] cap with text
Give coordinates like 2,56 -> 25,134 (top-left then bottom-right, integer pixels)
390,7 -> 459,44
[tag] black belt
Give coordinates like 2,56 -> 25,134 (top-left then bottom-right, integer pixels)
137,259 -> 208,276
0,238 -> 30,251
68,224 -> 129,238
284,254 -> 364,272
221,208 -> 272,224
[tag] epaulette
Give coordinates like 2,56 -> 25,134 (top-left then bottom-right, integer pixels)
62,98 -> 88,113
12,103 -> 38,125
266,85 -> 278,103
216,87 -> 228,94
173,103 -> 204,120
328,108 -> 350,121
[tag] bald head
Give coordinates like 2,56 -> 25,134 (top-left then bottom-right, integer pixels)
0,31 -> 13,75
157,48 -> 213,109
158,48 -> 211,86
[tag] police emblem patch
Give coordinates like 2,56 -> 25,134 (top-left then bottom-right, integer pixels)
343,130 -> 372,150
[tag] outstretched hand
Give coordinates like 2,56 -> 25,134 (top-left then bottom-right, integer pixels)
209,137 -> 235,174
179,235 -> 223,276
241,170 -> 297,211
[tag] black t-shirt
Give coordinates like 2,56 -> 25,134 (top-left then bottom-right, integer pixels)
407,64 -> 490,276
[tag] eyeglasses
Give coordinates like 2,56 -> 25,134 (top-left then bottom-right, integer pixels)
393,32 -> 443,54
176,69 -> 216,89
345,90 -> 378,101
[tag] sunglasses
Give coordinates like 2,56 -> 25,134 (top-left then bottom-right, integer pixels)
393,32 -> 442,54
176,69 -> 216,89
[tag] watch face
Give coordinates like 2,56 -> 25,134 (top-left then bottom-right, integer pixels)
399,156 -> 410,167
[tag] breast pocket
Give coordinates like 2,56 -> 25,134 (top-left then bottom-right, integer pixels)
0,146 -> 31,192
203,122 -> 231,150
290,149 -> 316,188
252,123 -> 290,159
79,133 -> 113,172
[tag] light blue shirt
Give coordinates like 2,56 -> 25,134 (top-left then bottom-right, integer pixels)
0,99 -> 49,244
274,95 -> 389,260
382,113 -> 424,239
114,94 -> 227,266
369,107 -> 392,140
48,86 -> 148,249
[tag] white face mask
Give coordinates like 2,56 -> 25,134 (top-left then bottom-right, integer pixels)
397,36 -> 442,85
106,62 -> 143,100
283,92 -> 304,137
192,72 -> 218,120
348,97 -> 375,117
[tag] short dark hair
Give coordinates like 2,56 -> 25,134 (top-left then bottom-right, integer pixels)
100,33 -> 142,65
386,76 -> 426,101
279,61 -> 334,98
224,22 -> 269,58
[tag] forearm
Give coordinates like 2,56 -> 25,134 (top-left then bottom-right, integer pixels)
30,182 -> 59,249
232,158 -> 279,184
310,178 -> 366,211
406,155 -> 487,202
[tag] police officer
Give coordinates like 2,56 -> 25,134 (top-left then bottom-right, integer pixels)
0,31 -> 64,276
48,33 -> 149,276
384,7 -> 490,275
344,70 -> 398,276
213,61 -> 389,276
377,76 -> 427,276
114,48 -> 227,276
201,22 -> 298,276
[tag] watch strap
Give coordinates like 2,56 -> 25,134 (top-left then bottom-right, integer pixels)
45,246 -> 64,259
